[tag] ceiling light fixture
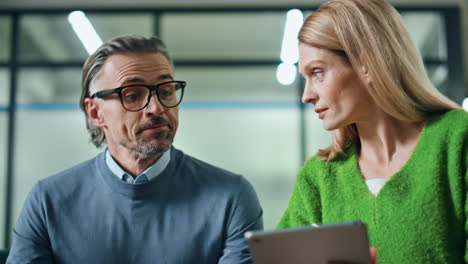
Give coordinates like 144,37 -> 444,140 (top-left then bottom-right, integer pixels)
276,62 -> 298,86
277,9 -> 303,86
67,11 -> 103,55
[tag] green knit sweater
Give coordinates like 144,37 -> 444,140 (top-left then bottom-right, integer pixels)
277,110 -> 468,264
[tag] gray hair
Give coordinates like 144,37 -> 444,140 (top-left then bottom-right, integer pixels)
79,34 -> 173,148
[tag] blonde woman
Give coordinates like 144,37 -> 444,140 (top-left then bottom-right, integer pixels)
277,0 -> 467,263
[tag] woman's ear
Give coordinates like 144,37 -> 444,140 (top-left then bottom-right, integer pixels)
84,98 -> 105,127
360,64 -> 372,86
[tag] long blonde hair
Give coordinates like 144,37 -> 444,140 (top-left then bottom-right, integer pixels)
299,0 -> 461,161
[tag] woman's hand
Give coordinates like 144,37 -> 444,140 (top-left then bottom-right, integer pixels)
370,247 -> 378,264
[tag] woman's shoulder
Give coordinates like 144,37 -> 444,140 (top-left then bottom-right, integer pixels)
302,144 -> 358,178
429,109 -> 467,127
426,109 -> 467,135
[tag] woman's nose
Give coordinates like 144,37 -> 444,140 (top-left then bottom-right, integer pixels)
302,82 -> 318,104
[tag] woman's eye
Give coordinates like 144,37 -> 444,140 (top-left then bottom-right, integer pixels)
312,70 -> 324,78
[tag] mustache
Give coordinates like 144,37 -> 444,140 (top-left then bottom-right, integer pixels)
136,117 -> 172,135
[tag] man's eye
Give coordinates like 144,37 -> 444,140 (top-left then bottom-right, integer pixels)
159,90 -> 173,98
124,93 -> 143,101
159,85 -> 176,97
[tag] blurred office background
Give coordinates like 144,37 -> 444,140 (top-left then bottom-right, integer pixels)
0,0 -> 467,249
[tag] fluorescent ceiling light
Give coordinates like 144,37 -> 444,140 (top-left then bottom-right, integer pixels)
68,11 -> 103,55
280,9 -> 303,64
276,63 -> 297,86
431,66 -> 448,87
463,97 -> 468,111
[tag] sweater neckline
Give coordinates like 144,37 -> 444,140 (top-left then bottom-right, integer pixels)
96,147 -> 182,199
348,114 -> 437,199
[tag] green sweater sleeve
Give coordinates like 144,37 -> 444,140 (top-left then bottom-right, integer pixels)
465,166 -> 468,263
277,157 -> 324,229
464,125 -> 468,263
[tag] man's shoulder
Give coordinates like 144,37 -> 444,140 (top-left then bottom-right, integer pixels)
20,152 -> 104,216
35,152 -> 103,192
173,148 -> 248,188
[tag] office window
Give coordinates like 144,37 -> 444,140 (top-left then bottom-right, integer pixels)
0,69 -> 9,249
0,112 -> 6,249
304,105 -> 333,154
402,12 -> 447,61
17,68 -> 81,104
0,70 -> 9,105
177,108 -> 300,229
162,12 -> 284,60
175,66 -> 300,228
19,13 -> 154,62
12,67 -> 100,226
12,110 -> 101,227
177,65 -> 298,102
426,65 -> 449,95
86,13 -> 154,43
0,16 -> 10,62
402,12 -> 450,98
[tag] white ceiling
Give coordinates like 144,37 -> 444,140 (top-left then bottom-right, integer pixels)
0,0 -> 462,9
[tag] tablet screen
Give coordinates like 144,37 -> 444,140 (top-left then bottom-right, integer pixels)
245,221 -> 371,264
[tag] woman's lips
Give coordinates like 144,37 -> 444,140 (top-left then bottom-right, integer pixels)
314,108 -> 328,119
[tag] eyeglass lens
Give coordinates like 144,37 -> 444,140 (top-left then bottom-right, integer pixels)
121,82 -> 182,110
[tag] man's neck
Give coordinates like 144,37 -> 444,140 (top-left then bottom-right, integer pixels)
107,145 -> 163,177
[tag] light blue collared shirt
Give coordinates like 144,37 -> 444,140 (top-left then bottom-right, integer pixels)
105,148 -> 171,184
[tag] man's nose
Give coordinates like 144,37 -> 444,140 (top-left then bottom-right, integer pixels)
144,91 -> 165,115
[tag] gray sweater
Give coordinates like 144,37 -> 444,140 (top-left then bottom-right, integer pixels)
7,147 -> 263,264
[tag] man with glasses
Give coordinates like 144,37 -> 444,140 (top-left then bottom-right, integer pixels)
7,34 -> 263,264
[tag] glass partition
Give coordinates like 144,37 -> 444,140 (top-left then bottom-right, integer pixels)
175,65 -> 300,228
162,12 -> 284,60
402,12 -> 449,93
17,68 -> 81,104
401,12 -> 447,60
0,69 -> 9,249
19,13 -> 154,62
177,65 -> 298,102
176,108 -> 301,229
0,70 -> 9,105
12,111 -> 101,226
0,16 -> 11,62
0,112 -> 6,249
87,13 -> 154,43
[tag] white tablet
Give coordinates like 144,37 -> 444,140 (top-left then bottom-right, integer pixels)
245,221 -> 371,264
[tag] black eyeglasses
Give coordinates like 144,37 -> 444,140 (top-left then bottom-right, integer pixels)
90,80 -> 186,112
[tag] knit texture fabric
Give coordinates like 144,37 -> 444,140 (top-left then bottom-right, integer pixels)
277,110 -> 468,264
8,147 -> 263,264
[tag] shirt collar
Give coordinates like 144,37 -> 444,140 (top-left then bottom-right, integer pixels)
105,148 -> 171,184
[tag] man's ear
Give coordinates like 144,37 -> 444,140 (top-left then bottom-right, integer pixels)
84,98 -> 105,128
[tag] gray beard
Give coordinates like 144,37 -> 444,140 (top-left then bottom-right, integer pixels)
120,130 -> 174,159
